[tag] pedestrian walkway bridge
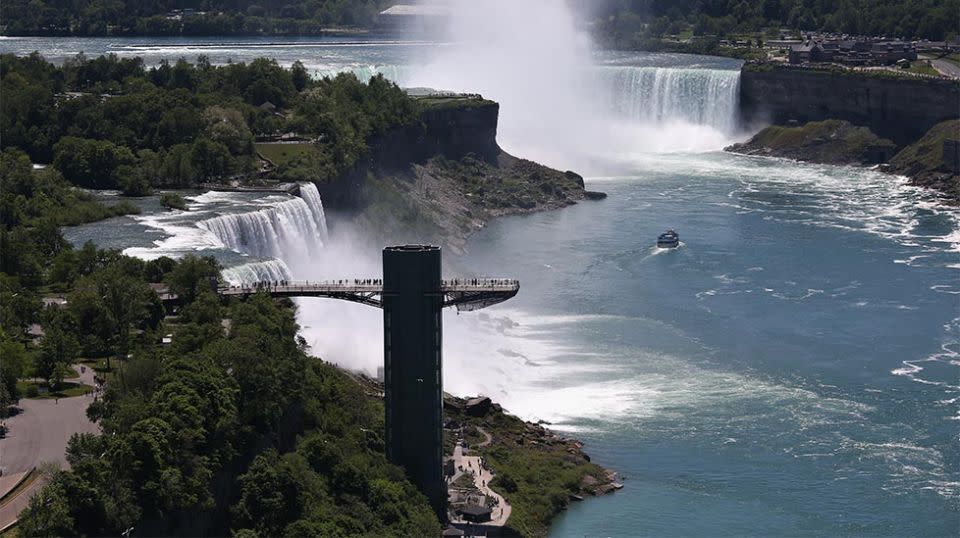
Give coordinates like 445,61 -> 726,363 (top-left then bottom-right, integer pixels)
217,278 -> 520,311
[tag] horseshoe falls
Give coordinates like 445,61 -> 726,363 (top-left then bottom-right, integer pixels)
600,65 -> 741,133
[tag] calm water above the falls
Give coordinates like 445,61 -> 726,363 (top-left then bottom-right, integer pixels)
14,35 -> 957,535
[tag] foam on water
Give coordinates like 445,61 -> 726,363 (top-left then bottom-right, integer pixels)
892,317 -> 960,396
424,304 -> 954,500
600,152 -> 960,259
123,210 -> 228,260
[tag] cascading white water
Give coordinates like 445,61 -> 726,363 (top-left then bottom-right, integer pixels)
403,0 -> 744,171
197,183 -> 327,274
297,182 -> 329,238
197,183 -> 327,263
314,64 -> 411,83
221,259 -> 293,285
601,66 -> 741,134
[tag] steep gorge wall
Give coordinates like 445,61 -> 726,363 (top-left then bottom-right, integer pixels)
740,65 -> 960,145
315,100 -> 501,210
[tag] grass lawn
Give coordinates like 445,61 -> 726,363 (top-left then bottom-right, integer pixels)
452,471 -> 476,489
903,62 -> 940,76
255,143 -> 317,167
17,380 -> 93,399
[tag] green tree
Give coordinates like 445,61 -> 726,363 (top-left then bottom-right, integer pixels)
0,331 -> 29,411
233,451 -> 304,536
37,318 -> 79,389
165,255 -> 220,303
204,106 -> 255,156
17,472 -> 79,538
190,138 -> 233,179
52,137 -> 135,189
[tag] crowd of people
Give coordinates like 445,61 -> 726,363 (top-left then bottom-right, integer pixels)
221,278 -> 518,292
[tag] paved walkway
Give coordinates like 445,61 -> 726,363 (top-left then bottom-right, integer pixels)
0,474 -> 45,531
930,58 -> 960,79
0,365 -> 100,529
449,440 -> 512,526
476,427 -> 492,447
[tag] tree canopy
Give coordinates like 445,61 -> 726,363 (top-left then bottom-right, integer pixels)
16,287 -> 440,537
1,0 -> 389,36
1,53 -> 418,191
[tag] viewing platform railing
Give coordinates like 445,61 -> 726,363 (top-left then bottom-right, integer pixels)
215,278 -> 520,311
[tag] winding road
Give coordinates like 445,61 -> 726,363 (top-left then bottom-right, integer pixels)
0,365 -> 100,531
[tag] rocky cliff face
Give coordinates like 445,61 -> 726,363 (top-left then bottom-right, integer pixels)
315,99 -> 502,210
740,64 -> 960,145
316,97 -> 591,253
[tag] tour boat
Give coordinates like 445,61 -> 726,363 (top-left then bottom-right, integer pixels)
657,230 -> 680,248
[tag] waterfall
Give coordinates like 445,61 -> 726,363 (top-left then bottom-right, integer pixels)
221,259 -> 292,285
601,66 -> 741,133
298,182 -> 329,239
197,183 -> 327,262
314,64 -> 410,83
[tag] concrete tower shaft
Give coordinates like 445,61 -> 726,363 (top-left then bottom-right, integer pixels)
382,245 -> 446,518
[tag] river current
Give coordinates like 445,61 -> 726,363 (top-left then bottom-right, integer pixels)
5,36 -> 957,535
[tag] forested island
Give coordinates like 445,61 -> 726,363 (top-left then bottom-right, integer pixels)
2,52 -> 419,195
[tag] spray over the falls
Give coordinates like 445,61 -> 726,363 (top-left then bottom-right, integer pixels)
404,0 -> 742,171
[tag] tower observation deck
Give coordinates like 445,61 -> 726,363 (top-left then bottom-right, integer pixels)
216,246 -> 518,519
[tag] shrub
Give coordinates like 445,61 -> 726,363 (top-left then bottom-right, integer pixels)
159,193 -> 188,211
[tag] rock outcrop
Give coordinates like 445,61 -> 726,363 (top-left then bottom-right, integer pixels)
886,120 -> 960,202
317,96 -> 593,253
726,120 -> 897,165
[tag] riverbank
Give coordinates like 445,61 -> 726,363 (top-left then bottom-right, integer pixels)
443,394 -> 621,537
726,119 -> 959,203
